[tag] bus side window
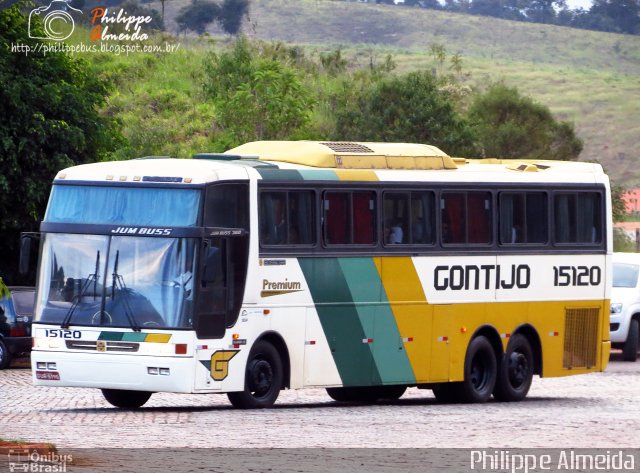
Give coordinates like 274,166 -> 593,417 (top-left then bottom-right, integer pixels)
324,192 -> 349,244
204,183 -> 249,229
467,192 -> 492,244
554,192 -> 602,244
441,191 -> 491,245
499,192 -> 548,245
323,191 -> 375,246
260,192 -> 287,245
289,191 -> 316,245
441,193 -> 465,244
353,192 -> 375,244
411,192 -> 435,245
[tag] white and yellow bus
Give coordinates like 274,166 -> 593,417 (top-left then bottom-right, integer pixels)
30,141 -> 611,408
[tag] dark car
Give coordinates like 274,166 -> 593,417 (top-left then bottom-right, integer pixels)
0,285 -> 35,369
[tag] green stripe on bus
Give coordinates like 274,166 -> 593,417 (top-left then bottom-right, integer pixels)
98,332 -> 123,341
121,332 -> 147,342
338,258 -> 416,385
299,257 -> 379,387
297,170 -> 339,181
256,169 -> 304,180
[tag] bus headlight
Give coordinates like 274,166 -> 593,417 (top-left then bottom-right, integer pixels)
610,303 -> 623,314
33,337 -> 63,349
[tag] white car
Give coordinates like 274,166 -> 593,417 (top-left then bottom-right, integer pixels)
611,253 -> 640,361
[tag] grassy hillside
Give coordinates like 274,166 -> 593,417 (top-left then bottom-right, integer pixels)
146,0 -> 640,187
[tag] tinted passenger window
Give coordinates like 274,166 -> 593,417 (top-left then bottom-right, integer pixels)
260,190 -> 316,246
499,192 -> 548,244
383,192 -> 435,245
554,192 -> 602,244
324,191 -> 375,245
204,184 -> 249,229
441,192 -> 492,245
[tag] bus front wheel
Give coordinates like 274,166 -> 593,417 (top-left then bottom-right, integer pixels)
493,334 -> 534,402
101,389 -> 152,408
227,340 -> 283,409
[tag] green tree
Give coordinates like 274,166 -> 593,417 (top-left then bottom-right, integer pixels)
176,0 -> 221,35
220,0 -> 250,35
204,39 -> 314,146
467,83 -> 582,160
0,6 -> 121,282
333,71 -> 476,156
588,0 -> 639,34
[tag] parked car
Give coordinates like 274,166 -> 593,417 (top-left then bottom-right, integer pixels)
611,253 -> 640,361
0,284 -> 35,369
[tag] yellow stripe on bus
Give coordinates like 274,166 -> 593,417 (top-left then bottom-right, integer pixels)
334,170 -> 379,181
145,333 -> 172,343
374,257 -> 432,382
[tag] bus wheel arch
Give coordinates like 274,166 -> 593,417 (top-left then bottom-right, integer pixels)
227,333 -> 289,409
255,331 -> 291,389
434,327 -> 501,404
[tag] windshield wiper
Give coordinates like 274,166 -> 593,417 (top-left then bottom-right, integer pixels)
61,251 -> 100,329
110,250 -> 141,332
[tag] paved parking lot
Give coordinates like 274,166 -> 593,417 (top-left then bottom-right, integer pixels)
2,352 -> 639,451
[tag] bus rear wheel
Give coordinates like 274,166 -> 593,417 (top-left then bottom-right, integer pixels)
101,389 -> 152,408
227,341 -> 283,409
493,334 -> 534,402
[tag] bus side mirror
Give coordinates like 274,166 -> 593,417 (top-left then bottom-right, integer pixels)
19,233 -> 39,276
202,245 -> 222,284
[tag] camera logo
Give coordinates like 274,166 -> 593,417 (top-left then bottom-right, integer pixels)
28,0 -> 83,41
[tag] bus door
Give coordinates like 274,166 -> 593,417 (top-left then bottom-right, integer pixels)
193,231 -> 249,391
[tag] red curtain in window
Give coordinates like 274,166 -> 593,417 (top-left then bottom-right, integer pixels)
353,192 -> 374,244
326,193 -> 348,244
468,193 -> 491,244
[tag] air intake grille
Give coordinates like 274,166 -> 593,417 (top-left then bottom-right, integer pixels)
66,340 -> 140,352
321,142 -> 374,153
563,307 -> 599,369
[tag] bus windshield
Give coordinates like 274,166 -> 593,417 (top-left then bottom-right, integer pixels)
35,234 -> 197,329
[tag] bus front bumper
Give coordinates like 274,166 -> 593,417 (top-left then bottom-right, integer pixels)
31,350 -> 196,393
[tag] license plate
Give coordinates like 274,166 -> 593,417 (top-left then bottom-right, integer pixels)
36,371 -> 60,380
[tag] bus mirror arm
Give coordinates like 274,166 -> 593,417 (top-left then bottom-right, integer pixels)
19,232 -> 40,276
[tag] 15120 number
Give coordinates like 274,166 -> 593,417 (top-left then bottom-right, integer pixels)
553,265 -> 601,287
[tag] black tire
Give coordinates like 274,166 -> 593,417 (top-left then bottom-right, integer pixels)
377,385 -> 407,401
493,334 -> 534,402
622,318 -> 639,362
432,383 -> 462,403
326,385 -> 406,403
455,336 -> 497,403
227,340 -> 283,409
101,389 -> 152,408
326,387 -> 352,402
0,339 -> 10,370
